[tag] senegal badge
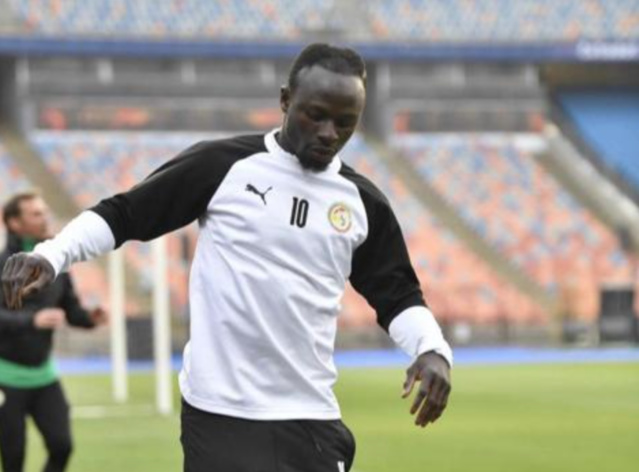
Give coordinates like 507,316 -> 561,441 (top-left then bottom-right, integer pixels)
328,203 -> 352,233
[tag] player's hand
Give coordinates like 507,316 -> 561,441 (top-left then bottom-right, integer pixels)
33,308 -> 66,330
1,252 -> 55,309
89,307 -> 108,326
402,351 -> 451,428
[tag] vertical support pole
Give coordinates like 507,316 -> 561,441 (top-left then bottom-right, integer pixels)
108,249 -> 128,403
152,237 -> 173,415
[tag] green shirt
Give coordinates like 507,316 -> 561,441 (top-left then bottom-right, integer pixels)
0,357 -> 57,388
21,237 -> 37,253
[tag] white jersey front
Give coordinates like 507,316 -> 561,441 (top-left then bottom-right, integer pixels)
35,130 -> 452,420
182,132 -> 368,419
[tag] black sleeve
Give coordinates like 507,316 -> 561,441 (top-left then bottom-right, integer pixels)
346,170 -> 426,331
90,135 -> 265,248
0,308 -> 36,332
0,276 -> 36,332
58,274 -> 94,329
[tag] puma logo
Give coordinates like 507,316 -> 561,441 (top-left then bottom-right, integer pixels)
245,184 -> 272,205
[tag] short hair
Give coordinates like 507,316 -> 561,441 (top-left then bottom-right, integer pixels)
287,43 -> 367,91
2,191 -> 41,227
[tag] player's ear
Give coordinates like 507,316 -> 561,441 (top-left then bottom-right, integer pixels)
280,85 -> 291,114
6,216 -> 21,234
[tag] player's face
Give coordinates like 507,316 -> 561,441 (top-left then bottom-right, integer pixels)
7,197 -> 51,240
280,65 -> 365,171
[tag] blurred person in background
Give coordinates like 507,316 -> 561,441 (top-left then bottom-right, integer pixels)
0,191 -> 107,472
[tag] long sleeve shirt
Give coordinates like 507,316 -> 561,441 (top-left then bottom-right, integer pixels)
34,130 -> 452,420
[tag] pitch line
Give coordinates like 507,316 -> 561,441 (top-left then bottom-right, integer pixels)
72,404 -> 162,419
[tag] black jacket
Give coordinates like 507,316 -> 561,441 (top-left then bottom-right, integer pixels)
0,233 -> 95,366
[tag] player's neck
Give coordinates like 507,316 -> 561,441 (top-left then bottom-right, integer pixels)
274,131 -> 295,156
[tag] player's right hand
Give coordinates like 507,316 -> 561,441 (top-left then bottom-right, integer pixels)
402,351 -> 452,428
33,308 -> 65,330
1,252 -> 56,309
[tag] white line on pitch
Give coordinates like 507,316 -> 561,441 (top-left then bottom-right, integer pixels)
72,404 -> 163,419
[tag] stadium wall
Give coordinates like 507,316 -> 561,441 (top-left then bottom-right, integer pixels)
1,36 -> 639,62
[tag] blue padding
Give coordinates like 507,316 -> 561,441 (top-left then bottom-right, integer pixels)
1,36 -> 637,62
559,91 -> 639,189
54,347 -> 639,375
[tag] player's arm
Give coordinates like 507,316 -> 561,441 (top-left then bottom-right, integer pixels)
0,305 -> 37,332
350,192 -> 452,429
1,141 -> 223,309
0,276 -> 64,331
58,274 -> 106,329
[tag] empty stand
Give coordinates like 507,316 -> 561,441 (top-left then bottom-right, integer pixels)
4,0 -> 637,41
368,0 -> 639,41
0,141 -> 31,201
5,0 -> 336,39
393,133 -> 637,319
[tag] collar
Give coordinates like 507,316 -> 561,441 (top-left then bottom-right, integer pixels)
264,129 -> 342,175
4,233 -> 41,254
5,232 -> 25,255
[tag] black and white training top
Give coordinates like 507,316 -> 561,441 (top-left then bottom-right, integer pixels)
35,129 -> 452,420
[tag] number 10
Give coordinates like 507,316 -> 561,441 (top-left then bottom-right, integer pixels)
290,197 -> 309,228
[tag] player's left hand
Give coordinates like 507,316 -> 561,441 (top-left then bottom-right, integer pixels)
89,307 -> 108,326
402,351 -> 451,428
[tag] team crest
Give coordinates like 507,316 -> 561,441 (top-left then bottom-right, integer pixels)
328,203 -> 352,233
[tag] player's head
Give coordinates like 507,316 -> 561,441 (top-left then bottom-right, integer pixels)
2,191 -> 50,240
279,43 -> 366,171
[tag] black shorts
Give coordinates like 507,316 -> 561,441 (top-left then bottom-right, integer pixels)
180,399 -> 356,472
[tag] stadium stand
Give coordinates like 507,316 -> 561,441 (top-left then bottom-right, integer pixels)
368,0 -> 639,41
340,135 -> 546,326
0,140 -> 31,203
557,90 -> 639,190
4,0 -> 335,39
0,139 -> 108,308
31,131 -> 216,207
3,0 -> 638,41
393,133 -> 636,319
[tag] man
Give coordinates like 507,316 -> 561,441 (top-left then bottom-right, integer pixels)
0,192 -> 106,472
2,44 -> 452,471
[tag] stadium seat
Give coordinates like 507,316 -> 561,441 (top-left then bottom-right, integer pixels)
367,0 -> 639,41
0,141 -> 31,204
4,0 -> 638,41
5,0 -> 336,40
392,133 -> 637,320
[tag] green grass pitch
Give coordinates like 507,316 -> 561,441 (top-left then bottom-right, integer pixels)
23,363 -> 639,471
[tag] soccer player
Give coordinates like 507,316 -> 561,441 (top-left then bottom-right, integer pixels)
0,192 -> 107,472
2,44 -> 452,471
